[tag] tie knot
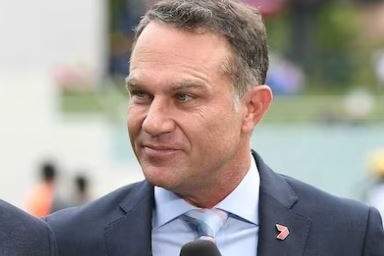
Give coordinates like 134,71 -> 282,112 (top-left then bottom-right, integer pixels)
182,208 -> 228,240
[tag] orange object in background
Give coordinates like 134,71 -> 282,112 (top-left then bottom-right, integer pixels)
25,182 -> 54,217
24,161 -> 57,217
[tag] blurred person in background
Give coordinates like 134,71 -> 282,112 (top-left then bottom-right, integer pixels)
366,148 -> 384,227
266,52 -> 305,95
45,0 -> 384,255
25,160 -> 69,217
69,174 -> 91,206
0,199 -> 56,256
25,161 -> 58,217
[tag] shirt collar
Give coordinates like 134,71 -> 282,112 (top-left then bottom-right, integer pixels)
216,156 -> 259,225
153,154 -> 260,228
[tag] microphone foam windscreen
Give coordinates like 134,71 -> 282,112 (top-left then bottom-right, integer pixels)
179,239 -> 222,256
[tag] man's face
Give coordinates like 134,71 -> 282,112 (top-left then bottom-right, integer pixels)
127,22 -> 250,195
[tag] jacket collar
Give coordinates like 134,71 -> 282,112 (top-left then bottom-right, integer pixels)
103,151 -> 312,256
253,150 -> 312,256
104,181 -> 154,256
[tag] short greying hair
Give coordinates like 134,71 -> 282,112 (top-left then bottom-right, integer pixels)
133,0 -> 269,97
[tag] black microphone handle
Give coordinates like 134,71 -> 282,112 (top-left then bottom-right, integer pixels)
179,239 -> 222,256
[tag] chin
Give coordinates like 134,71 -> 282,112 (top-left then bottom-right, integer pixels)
147,179 -> 175,190
143,169 -> 173,188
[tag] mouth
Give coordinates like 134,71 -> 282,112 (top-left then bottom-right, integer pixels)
142,144 -> 179,157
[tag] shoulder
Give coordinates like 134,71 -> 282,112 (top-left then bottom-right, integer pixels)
0,199 -> 51,233
253,150 -> 377,220
0,200 -> 54,255
282,174 -> 371,215
282,175 -> 384,253
254,150 -> 383,243
45,180 -> 152,230
44,180 -> 153,255
255,146 -> 384,253
282,174 -> 384,235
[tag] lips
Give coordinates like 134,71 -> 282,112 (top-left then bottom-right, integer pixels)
143,143 -> 177,150
142,144 -> 179,158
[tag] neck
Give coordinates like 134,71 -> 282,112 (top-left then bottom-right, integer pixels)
177,160 -> 250,208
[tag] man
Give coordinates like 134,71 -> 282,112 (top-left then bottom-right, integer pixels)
0,199 -> 56,256
45,0 -> 384,255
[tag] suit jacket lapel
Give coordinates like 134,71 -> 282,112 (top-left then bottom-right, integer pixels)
104,181 -> 154,256
253,151 -> 312,256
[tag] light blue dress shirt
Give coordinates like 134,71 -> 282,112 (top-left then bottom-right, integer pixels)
152,156 -> 260,256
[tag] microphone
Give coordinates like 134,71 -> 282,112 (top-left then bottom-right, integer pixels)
179,239 -> 222,256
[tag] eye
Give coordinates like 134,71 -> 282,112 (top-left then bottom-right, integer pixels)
175,93 -> 193,102
129,89 -> 152,102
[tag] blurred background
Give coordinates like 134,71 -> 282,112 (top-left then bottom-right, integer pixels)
1,0 -> 383,217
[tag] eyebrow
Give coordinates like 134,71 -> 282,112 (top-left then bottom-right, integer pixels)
125,77 -> 209,93
125,77 -> 138,90
170,79 -> 209,93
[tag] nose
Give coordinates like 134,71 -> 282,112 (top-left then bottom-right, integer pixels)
142,98 -> 175,136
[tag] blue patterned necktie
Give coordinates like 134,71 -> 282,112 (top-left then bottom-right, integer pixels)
182,208 -> 228,241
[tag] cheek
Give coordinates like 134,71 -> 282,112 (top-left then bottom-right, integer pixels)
190,111 -> 240,149
127,107 -> 143,131
127,111 -> 143,148
126,115 -> 135,136
209,112 -> 243,147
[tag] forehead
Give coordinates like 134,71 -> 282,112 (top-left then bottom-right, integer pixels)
130,21 -> 231,72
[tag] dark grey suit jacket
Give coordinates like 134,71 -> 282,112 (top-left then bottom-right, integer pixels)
0,200 -> 56,256
45,151 -> 384,256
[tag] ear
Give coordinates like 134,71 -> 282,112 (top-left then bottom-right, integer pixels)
241,85 -> 272,132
